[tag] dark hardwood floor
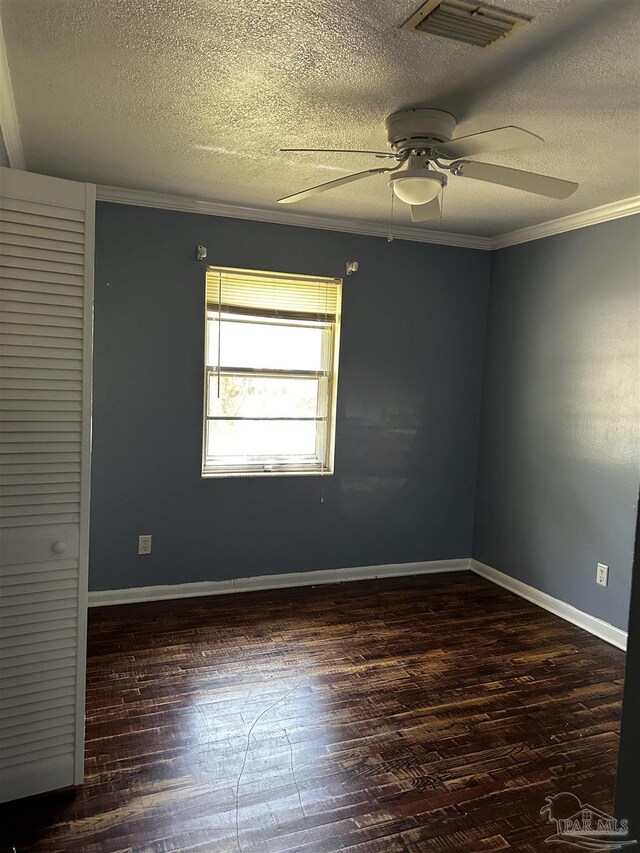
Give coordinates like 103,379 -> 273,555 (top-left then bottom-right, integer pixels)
1,572 -> 625,852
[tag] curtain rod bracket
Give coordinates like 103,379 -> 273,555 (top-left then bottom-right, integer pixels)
197,245 -> 208,261
346,260 -> 359,276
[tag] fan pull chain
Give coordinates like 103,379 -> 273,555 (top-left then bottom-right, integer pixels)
388,190 -> 395,242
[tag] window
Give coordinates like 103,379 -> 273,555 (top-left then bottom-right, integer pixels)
202,266 -> 341,476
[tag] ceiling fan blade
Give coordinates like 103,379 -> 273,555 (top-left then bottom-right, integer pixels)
452,160 -> 578,199
277,167 -> 392,204
410,196 -> 441,223
281,148 -> 396,159
435,127 -> 544,160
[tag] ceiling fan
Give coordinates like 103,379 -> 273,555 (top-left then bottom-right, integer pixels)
277,108 -> 578,223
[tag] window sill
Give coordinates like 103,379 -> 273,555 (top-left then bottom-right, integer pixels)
201,469 -> 335,479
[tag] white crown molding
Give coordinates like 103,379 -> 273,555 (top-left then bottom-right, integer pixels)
96,183 -> 639,252
96,184 -> 492,250
0,12 -> 24,169
470,559 -> 627,650
88,558 -> 469,606
491,195 -> 640,249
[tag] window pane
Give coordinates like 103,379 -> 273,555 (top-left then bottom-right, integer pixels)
206,314 -> 325,371
207,374 -> 322,419
206,419 -> 318,461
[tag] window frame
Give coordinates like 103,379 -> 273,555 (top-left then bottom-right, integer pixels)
201,269 -> 341,478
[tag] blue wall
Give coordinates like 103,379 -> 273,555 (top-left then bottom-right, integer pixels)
90,203 -> 490,590
91,203 -> 640,631
474,216 -> 640,630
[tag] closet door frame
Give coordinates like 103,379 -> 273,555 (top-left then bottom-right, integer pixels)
75,181 -> 94,784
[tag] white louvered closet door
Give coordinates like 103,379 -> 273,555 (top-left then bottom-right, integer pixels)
0,167 -> 94,802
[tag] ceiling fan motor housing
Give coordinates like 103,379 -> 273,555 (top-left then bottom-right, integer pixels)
386,108 -> 457,153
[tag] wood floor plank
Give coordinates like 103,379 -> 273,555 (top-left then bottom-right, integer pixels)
0,572 -> 625,851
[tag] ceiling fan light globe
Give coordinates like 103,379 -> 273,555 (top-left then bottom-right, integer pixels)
389,170 -> 445,205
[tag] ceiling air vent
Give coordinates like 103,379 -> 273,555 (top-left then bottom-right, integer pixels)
402,0 -> 531,47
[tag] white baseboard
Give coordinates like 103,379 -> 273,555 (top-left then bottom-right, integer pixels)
88,558 -> 469,607
88,557 -> 628,652
470,559 -> 627,651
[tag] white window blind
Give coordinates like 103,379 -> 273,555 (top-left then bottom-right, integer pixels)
205,268 -> 340,320
203,266 -> 341,476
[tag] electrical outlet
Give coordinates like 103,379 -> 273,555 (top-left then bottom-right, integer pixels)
596,563 -> 609,587
138,534 -> 152,555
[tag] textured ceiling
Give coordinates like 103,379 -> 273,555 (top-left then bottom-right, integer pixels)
2,0 -> 639,237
